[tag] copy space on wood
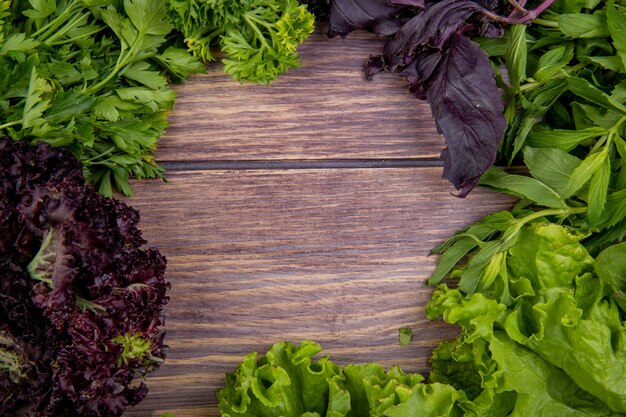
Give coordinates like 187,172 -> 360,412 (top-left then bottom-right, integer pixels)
157,24 -> 443,162
123,169 -> 514,417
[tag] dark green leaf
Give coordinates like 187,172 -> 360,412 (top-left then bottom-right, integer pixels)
429,238 -> 478,285
607,0 -> 626,71
591,189 -> 626,228
567,76 -> 626,116
594,242 -> 626,294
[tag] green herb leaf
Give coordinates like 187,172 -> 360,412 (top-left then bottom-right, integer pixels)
565,149 -> 608,197
567,76 -> 626,116
527,126 -> 606,151
506,25 -> 527,89
524,147 -> 582,197
480,167 -> 567,209
606,0 -> 626,71
558,12 -> 610,38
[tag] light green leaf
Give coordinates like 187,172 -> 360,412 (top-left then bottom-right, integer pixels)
607,0 -> 626,72
558,12 -> 610,38
506,25 -> 527,89
479,167 -> 567,209
587,153 -> 611,222
565,149 -> 608,197
23,0 -> 56,20
527,126 -> 605,151
458,240 -> 502,295
122,62 -> 168,89
534,44 -> 574,82
115,87 -> 176,111
612,82 -> 626,107
22,66 -> 52,129
0,34 -> 40,56
524,147 -> 582,197
155,47 -> 206,81
588,56 -> 626,72
124,0 -> 172,35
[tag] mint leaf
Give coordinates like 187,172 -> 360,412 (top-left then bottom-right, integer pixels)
606,0 -> 626,71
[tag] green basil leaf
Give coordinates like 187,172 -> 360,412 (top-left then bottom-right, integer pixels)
607,0 -> 626,72
572,102 -> 623,130
524,147 -> 582,197
558,12 -> 610,38
480,167 -> 567,209
587,56 -> 626,72
587,152 -> 611,222
534,44 -> 574,82
527,126 -> 606,151
567,76 -> 626,116
611,80 -> 626,103
590,189 -> 626,228
565,149 -> 608,197
458,240 -> 501,295
506,25 -> 527,89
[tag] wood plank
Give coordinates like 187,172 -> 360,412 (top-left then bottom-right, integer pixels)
122,168 -> 514,417
157,24 -> 443,162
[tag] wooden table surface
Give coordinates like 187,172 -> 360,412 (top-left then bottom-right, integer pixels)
123,25 -> 515,417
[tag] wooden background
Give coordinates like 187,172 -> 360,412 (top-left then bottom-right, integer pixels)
123,25 -> 515,417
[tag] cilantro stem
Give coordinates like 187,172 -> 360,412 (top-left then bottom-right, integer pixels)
32,0 -> 80,41
0,120 -> 22,130
243,14 -> 272,50
43,13 -> 90,46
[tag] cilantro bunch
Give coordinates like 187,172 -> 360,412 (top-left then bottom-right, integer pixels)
0,0 -> 205,196
166,0 -> 315,83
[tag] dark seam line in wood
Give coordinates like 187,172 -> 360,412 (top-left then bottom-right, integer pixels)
160,159 -> 444,171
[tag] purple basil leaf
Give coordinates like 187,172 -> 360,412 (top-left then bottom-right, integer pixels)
401,48 -> 443,99
328,0 -> 409,37
383,0 -> 485,67
389,0 -> 424,6
426,35 -> 506,197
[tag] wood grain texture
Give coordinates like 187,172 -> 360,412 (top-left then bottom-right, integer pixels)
122,169 -> 514,417
156,24 -> 443,162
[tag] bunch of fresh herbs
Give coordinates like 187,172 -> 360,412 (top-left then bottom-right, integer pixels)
0,0 -> 206,196
166,0 -> 315,83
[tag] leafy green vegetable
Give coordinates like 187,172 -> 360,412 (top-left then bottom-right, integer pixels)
166,0 -> 315,83
399,327 -> 413,346
0,0 -> 205,195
